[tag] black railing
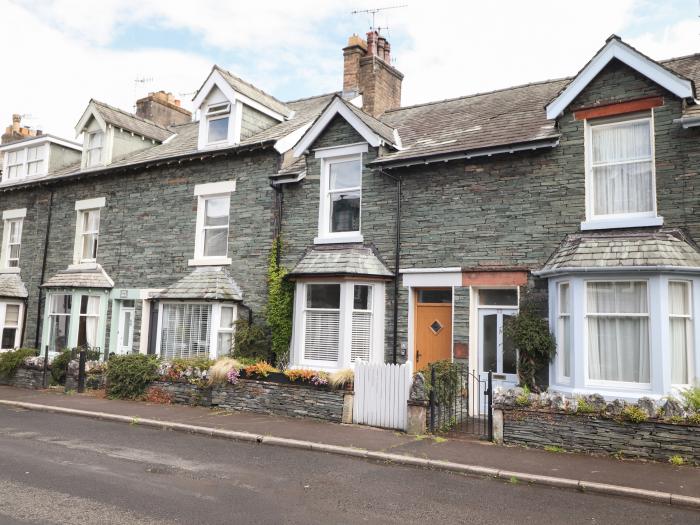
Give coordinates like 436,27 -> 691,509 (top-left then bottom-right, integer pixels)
428,363 -> 493,441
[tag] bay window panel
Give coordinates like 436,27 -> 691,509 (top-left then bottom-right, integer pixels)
77,296 -> 100,348
306,284 -> 340,309
217,306 -> 235,358
160,304 -> 211,360
669,281 -> 693,385
49,295 -> 72,353
351,285 -> 372,362
2,304 -> 19,349
558,283 -> 571,378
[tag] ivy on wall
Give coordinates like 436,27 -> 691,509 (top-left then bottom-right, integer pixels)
266,236 -> 294,367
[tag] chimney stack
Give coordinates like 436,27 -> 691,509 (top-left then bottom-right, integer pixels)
11,114 -> 20,133
2,114 -> 39,144
135,91 -> 192,128
342,31 -> 403,117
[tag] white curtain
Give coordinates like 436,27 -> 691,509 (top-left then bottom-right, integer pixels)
591,120 -> 653,216
85,296 -> 100,347
669,282 -> 692,384
558,283 -> 571,378
587,282 -> 650,383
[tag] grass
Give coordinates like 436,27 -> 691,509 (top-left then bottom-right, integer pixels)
432,436 -> 448,444
509,476 -> 519,484
544,445 -> 565,453
668,455 -> 686,466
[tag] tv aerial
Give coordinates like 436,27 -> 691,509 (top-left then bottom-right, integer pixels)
351,4 -> 407,33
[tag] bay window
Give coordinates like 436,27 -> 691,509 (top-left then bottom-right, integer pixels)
77,296 -> 100,348
557,282 -> 571,381
157,302 -> 236,359
0,302 -> 22,350
43,291 -> 108,355
584,114 -> 660,229
217,305 -> 235,358
293,280 -> 384,370
669,281 -> 693,385
48,294 -> 72,353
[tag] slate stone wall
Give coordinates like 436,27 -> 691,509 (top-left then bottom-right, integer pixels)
150,378 -> 346,422
502,408 -> 700,463
0,366 -> 46,389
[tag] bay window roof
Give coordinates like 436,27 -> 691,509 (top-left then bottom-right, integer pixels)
42,264 -> 114,289
150,266 -> 243,301
0,273 -> 28,298
536,228 -> 700,276
289,244 -> 393,278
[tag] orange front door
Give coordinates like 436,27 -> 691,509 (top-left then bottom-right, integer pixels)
414,288 -> 453,371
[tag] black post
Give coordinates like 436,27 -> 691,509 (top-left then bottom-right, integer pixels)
429,365 -> 436,433
487,371 -> 494,442
41,345 -> 49,388
77,349 -> 86,393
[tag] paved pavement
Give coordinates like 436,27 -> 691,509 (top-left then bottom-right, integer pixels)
1,386 -> 698,499
0,405 -> 697,524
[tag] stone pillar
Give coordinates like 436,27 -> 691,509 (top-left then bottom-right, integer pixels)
492,408 -> 504,444
406,400 -> 428,435
342,392 -> 354,424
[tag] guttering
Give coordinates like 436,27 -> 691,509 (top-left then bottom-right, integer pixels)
399,267 -> 461,274
533,265 -> 700,278
35,189 -> 54,349
370,138 -> 560,170
673,115 -> 700,129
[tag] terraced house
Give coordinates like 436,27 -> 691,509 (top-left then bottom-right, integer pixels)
0,32 -> 699,402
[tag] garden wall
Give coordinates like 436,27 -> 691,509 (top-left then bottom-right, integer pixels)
500,408 -> 700,463
150,379 -> 347,422
0,366 -> 45,389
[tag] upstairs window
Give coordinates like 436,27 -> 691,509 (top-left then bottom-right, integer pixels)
4,219 -> 22,268
206,103 -> 231,144
26,145 -> 45,176
79,209 -> 100,262
86,131 -> 104,167
190,181 -> 235,265
585,115 -> 658,228
5,150 -> 23,180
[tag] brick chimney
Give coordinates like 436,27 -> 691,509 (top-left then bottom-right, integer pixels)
135,91 -> 192,128
1,114 -> 40,144
342,31 -> 403,117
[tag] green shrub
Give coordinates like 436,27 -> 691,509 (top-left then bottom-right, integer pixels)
669,455 -> 686,466
679,386 -> 700,412
515,385 -> 531,407
106,354 -> 159,399
0,348 -> 37,378
424,361 -> 463,407
267,237 -> 293,367
621,405 -> 648,424
688,413 -> 700,425
233,320 -> 273,363
503,299 -> 556,392
50,349 -> 72,385
576,399 -> 596,414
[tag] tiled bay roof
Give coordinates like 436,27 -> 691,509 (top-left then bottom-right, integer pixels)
90,100 -> 173,142
538,229 -> 700,275
42,265 -> 114,289
215,66 -> 293,118
150,266 -> 243,301
289,244 -> 393,278
0,273 -> 28,298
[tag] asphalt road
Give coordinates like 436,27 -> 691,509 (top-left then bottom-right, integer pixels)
0,406 -> 697,525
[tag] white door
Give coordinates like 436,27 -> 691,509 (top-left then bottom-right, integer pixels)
478,308 -> 519,392
117,306 -> 135,355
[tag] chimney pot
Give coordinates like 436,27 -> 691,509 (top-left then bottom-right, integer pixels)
11,114 -> 20,133
366,31 -> 378,57
384,41 -> 391,63
377,37 -> 386,61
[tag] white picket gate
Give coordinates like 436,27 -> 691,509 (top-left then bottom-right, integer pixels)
352,362 -> 413,430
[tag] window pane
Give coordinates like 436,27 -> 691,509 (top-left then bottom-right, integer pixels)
503,313 -> 517,374
205,197 -> 229,227
587,282 -> 647,314
5,305 -> 19,325
208,117 -> 229,142
220,306 -> 234,328
49,315 -> 70,352
670,318 -> 691,384
353,285 -> 371,310
351,310 -> 372,362
479,289 -> 518,306
559,283 -> 570,314
217,332 -> 232,357
592,161 -> 653,215
121,311 -> 132,347
306,284 -> 340,309
204,228 -> 228,257
588,317 -> 649,382
417,289 -> 452,304
669,281 -> 690,315
330,191 -> 360,232
560,316 -> 571,377
2,328 -> 16,349
84,210 -> 100,232
89,132 -> 103,147
592,120 -> 651,164
82,233 -> 98,260
482,314 -> 497,372
329,160 -> 361,190
160,303 -> 212,360
51,295 -> 72,314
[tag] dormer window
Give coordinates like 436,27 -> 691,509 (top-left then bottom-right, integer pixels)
2,145 -> 47,182
5,150 -> 23,180
86,131 -> 104,168
206,103 -> 231,144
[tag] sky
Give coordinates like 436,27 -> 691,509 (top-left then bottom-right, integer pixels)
1,0 -> 698,139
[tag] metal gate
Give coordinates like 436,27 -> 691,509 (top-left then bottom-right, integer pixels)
428,363 -> 493,440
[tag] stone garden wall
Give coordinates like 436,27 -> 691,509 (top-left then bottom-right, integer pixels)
0,366 -> 46,389
150,379 -> 347,422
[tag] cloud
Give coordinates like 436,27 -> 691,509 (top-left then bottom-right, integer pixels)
1,0 -> 696,140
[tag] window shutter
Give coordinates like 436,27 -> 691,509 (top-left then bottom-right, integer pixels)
351,311 -> 372,362
303,311 -> 339,362
160,304 -> 211,360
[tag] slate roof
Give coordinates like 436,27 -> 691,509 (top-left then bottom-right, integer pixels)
0,273 -> 28,298
150,266 -> 243,301
42,265 -> 114,289
343,98 -> 397,146
215,66 -> 293,118
537,229 -> 700,275
90,100 -> 173,142
289,244 -> 393,278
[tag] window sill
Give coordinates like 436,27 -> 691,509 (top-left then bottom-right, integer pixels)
68,262 -> 98,271
0,267 -> 20,274
188,257 -> 232,267
314,233 -> 364,245
580,215 -> 663,231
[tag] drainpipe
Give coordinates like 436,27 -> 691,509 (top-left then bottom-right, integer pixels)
379,169 -> 401,364
34,189 -> 54,349
269,180 -> 283,265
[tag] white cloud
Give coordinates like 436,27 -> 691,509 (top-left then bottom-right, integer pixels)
1,0 -> 697,140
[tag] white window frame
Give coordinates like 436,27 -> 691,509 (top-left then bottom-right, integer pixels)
4,149 -> 24,181
669,280 -> 694,386
314,143 -> 367,245
189,181 -> 235,266
0,208 -> 26,272
85,131 -> 104,168
291,279 -> 385,371
155,301 -> 236,360
557,281 -> 571,384
216,304 -> 236,358
47,293 -> 72,354
582,113 -> 662,230
0,301 -> 23,351
73,198 -> 106,266
205,102 -> 231,145
25,144 -> 46,176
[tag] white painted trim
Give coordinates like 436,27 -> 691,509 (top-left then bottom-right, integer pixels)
188,257 -> 232,267
314,143 -> 368,158
74,197 -> 106,211
0,135 -> 81,152
2,209 -> 26,220
293,98 -> 386,157
0,268 -> 20,274
534,265 -> 700,278
400,267 -> 461,274
74,102 -> 108,137
581,216 -> 663,230
315,151 -> 364,243
314,233 -> 364,245
402,271 -> 462,288
271,171 -> 306,185
274,122 -> 313,154
194,180 -> 236,196
546,38 -> 694,120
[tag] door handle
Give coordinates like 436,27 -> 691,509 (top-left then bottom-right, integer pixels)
416,350 -> 422,362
